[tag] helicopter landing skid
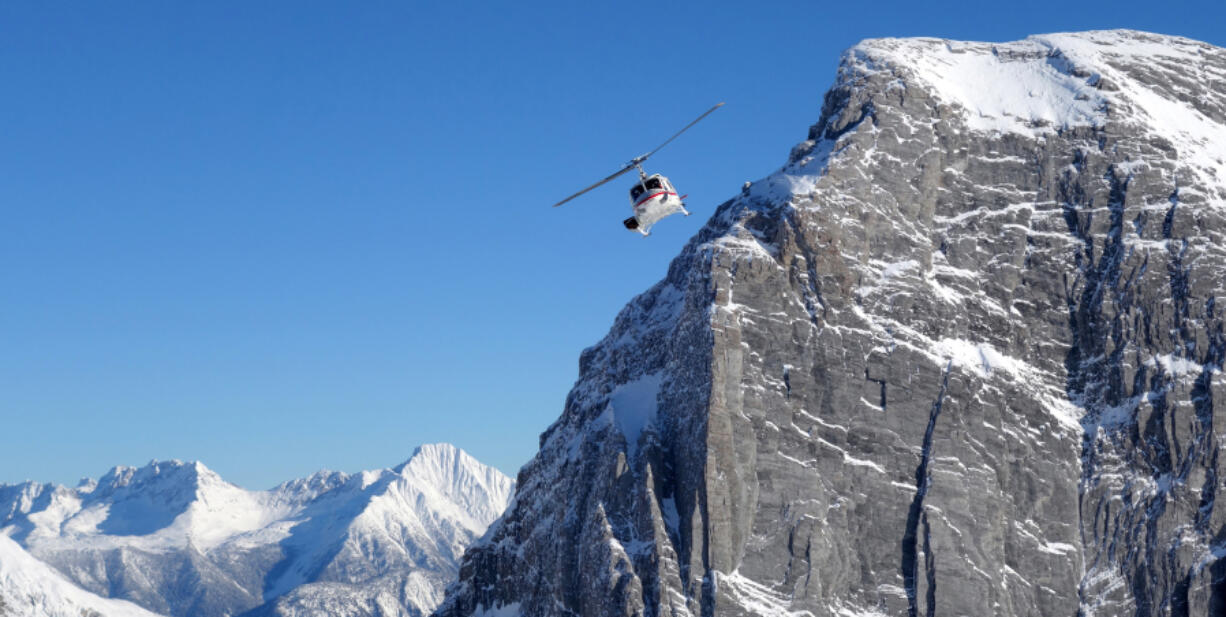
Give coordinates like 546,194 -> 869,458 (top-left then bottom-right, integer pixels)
622,217 -> 650,236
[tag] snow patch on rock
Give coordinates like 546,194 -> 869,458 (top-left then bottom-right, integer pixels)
602,373 -> 664,460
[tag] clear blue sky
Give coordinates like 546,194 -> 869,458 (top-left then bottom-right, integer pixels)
3,1 -> 1223,489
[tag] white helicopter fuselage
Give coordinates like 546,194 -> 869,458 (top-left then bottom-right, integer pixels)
549,102 -> 722,236
628,173 -> 688,236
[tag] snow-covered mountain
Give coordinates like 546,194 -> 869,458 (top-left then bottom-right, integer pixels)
0,443 -> 513,617
437,30 -> 1226,616
0,533 -> 166,617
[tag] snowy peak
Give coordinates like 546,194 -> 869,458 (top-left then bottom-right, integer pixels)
395,443 -> 515,523
0,459 -> 273,548
73,459 -> 239,539
838,29 -> 1226,191
396,442 -> 469,478
845,33 -> 1109,135
94,459 -> 219,493
262,444 -> 515,602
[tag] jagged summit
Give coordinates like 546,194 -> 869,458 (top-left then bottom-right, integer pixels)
400,443 -> 510,485
398,442 -> 479,475
91,458 -> 228,497
439,30 -> 1226,617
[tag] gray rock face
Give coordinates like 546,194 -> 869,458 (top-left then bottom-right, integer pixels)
436,30 -> 1226,616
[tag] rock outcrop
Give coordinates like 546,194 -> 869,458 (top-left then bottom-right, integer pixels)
437,30 -> 1226,617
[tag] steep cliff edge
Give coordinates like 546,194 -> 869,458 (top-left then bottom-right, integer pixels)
438,30 -> 1226,617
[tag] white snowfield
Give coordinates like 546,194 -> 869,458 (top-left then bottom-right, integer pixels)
0,443 -> 513,617
0,533 -> 165,617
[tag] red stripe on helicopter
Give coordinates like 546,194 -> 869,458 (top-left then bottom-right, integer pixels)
634,191 -> 677,207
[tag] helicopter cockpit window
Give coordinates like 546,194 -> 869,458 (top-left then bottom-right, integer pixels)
644,177 -> 662,190
630,185 -> 645,200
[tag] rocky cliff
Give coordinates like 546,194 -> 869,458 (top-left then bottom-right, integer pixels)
436,30 -> 1226,617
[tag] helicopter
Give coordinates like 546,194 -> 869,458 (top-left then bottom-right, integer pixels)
551,102 -> 724,236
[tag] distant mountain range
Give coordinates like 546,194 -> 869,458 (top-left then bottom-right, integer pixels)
0,443 -> 513,617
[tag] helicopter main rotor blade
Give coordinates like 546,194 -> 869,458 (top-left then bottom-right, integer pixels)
633,102 -> 725,164
550,164 -> 636,208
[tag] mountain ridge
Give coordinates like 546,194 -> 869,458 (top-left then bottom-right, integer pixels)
0,443 -> 514,617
